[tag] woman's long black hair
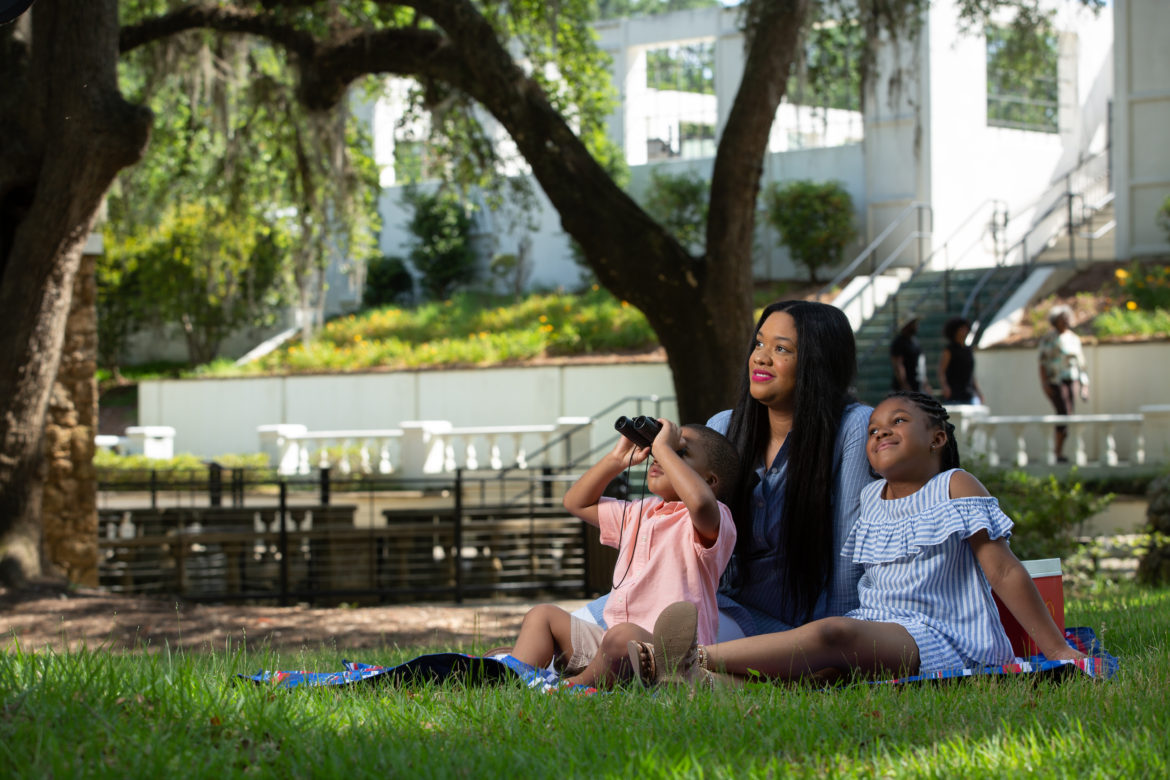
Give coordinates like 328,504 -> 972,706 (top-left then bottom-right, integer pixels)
724,300 -> 858,624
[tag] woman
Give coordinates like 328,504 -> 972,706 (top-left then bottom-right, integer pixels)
578,300 -> 875,639
938,317 -> 982,404
1037,304 -> 1090,462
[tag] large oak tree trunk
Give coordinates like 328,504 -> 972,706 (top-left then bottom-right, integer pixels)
0,2 -> 149,585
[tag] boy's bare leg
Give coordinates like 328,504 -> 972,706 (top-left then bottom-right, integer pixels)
511,604 -> 574,669
704,617 -> 920,681
566,622 -> 652,689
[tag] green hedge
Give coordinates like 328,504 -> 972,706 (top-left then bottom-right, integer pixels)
967,464 -> 1114,561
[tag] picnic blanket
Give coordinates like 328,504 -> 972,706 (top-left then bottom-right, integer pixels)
238,626 -> 1118,692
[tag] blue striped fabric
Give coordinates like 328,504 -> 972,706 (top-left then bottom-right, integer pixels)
843,469 -> 1015,672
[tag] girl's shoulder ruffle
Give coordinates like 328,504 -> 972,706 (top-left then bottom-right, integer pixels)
841,495 -> 1013,564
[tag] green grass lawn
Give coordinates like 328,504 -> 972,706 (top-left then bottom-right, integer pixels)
3,581 -> 1168,778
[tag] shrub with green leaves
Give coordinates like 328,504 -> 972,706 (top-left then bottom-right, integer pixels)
1093,306 -> 1170,339
1112,262 -> 1170,312
95,451 -> 273,484
404,188 -> 478,300
1157,194 -> 1170,242
641,168 -> 709,252
763,179 -> 856,283
968,465 -> 1113,561
364,255 -> 415,307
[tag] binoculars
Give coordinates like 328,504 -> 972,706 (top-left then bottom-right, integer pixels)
614,415 -> 662,449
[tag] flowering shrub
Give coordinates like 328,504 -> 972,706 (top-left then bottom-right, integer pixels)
1114,262 -> 1170,312
197,287 -> 658,376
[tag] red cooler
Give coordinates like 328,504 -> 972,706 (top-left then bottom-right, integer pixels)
993,558 -> 1065,658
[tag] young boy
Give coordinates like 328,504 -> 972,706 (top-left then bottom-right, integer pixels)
507,419 -> 739,688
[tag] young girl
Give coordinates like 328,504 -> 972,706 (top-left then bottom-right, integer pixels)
628,391 -> 1087,687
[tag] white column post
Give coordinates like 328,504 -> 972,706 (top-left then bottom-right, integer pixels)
125,426 -> 176,460
555,417 -> 594,468
399,421 -> 453,477
258,424 -> 307,475
1140,405 -> 1170,466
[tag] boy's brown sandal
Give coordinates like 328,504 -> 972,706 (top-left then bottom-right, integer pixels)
627,639 -> 657,686
653,601 -> 717,690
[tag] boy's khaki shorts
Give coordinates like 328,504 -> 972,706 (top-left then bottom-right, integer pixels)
565,616 -> 605,675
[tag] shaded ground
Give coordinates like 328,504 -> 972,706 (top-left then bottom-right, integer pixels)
0,581 -> 588,655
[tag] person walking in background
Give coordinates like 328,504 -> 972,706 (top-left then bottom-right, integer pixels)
890,314 -> 932,394
1037,304 -> 1090,463
938,317 -> 982,405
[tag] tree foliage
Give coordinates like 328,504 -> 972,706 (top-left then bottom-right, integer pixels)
764,179 -> 856,284
641,168 -> 710,254
105,9 -> 382,360
101,202 -> 285,364
646,41 -> 715,95
787,17 -> 862,111
985,18 -> 1059,132
595,0 -> 719,21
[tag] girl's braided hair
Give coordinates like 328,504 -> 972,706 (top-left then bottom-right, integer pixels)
885,391 -> 961,471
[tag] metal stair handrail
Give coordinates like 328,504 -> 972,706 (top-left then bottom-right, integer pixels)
850,198 -> 1007,371
963,149 -> 1113,342
819,202 -> 933,304
494,394 -> 676,505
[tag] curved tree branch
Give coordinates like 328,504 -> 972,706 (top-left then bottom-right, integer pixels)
120,4 -> 315,57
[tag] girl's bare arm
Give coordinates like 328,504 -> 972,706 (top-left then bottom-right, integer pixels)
969,532 -> 1085,661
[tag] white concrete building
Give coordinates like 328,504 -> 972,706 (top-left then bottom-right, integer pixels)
371,0 -> 1131,292
1113,0 -> 1170,259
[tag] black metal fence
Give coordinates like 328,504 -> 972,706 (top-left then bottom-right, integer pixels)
97,466 -> 622,605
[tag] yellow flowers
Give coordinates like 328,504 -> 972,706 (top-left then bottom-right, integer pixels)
1114,261 -> 1170,314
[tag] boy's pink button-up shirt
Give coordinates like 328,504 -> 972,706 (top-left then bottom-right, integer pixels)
597,496 -> 736,645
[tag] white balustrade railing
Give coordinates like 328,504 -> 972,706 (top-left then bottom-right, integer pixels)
257,417 -> 594,477
944,404 -> 1170,469
109,405 -> 1170,477
968,414 -> 1144,467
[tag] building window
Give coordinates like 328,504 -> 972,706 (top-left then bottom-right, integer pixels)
646,42 -> 715,95
770,19 -> 864,152
644,41 -> 717,161
986,24 -> 1060,133
786,21 -> 862,112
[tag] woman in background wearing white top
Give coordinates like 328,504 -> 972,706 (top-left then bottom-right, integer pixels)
1037,304 -> 1090,463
